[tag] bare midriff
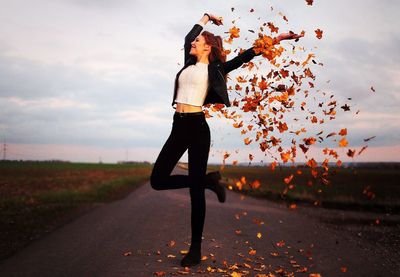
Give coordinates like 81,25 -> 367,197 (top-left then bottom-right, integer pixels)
176,103 -> 203,113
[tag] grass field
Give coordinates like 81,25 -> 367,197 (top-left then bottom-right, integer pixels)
210,163 -> 400,213
1,161 -> 399,261
0,161 -> 152,261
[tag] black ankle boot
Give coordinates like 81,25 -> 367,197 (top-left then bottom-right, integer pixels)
180,242 -> 201,267
205,171 -> 226,203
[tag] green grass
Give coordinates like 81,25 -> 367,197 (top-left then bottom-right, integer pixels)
0,161 -> 152,261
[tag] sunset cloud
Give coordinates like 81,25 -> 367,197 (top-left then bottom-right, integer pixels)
0,0 -> 399,162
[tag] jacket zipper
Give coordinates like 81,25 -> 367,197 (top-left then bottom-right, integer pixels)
217,68 -> 225,81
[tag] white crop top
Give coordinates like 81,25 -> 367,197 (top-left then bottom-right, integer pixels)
175,62 -> 209,107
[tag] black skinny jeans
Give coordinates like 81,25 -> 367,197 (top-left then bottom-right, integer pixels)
150,111 -> 210,244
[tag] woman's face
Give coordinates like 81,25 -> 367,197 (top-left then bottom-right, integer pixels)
190,35 -> 210,57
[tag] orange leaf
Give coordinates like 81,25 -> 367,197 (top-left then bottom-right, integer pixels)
338,128 -> 347,136
315,28 -> 323,39
303,137 -> 316,145
223,152 -> 230,160
270,161 -> 277,171
244,137 -> 252,145
284,174 -> 294,184
276,240 -> 285,247
280,151 -> 291,163
236,76 -> 247,83
277,121 -> 288,133
306,158 -> 317,168
267,22 -> 279,33
258,78 -> 269,91
167,240 -> 176,247
229,26 -> 240,39
311,169 -> 318,178
250,179 -> 261,189
338,138 -> 348,147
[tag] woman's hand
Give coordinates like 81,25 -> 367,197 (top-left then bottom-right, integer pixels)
209,14 -> 223,26
276,31 -> 304,43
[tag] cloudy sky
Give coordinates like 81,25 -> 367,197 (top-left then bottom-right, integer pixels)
0,0 -> 399,163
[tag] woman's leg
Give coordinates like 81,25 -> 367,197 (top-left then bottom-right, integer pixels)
187,117 -> 210,245
180,116 -> 210,267
150,120 -> 191,190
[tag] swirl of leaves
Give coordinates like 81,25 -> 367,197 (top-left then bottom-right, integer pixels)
203,4 -> 372,194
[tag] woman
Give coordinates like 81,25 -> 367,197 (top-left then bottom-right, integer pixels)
150,13 -> 303,267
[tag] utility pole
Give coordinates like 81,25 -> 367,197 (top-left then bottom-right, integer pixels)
2,139 -> 6,160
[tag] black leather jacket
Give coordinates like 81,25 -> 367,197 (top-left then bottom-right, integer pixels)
172,23 -> 260,108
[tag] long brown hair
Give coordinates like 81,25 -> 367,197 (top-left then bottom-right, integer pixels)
201,31 -> 226,63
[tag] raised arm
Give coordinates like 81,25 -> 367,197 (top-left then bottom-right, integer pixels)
222,31 -> 304,74
183,14 -> 224,64
222,47 -> 260,74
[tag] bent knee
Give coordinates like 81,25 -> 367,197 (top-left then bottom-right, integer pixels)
150,174 -> 163,190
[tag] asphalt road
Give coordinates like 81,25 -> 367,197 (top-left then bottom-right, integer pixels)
0,168 -> 399,276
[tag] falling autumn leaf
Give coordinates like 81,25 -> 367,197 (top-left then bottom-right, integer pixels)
341,104 -> 350,111
338,138 -> 348,147
267,22 -> 279,33
270,161 -> 277,171
244,137 -> 252,145
250,179 -> 261,189
347,149 -> 355,157
315,29 -> 323,39
229,26 -> 240,39
306,0 -> 314,5
326,132 -> 336,138
284,174 -> 294,184
205,2 -> 363,197
364,136 -> 376,142
338,128 -> 347,136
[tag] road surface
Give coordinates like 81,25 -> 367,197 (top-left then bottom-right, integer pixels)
0,168 -> 399,276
